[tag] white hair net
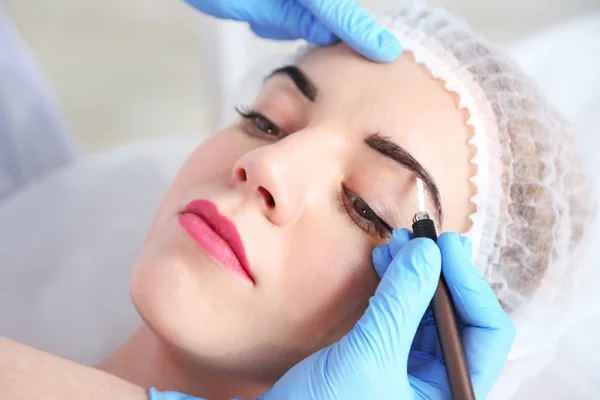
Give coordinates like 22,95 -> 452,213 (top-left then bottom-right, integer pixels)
372,3 -> 597,397
219,2 -> 598,397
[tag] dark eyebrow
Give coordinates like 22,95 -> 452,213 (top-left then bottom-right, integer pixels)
365,133 -> 443,224
265,66 -> 317,102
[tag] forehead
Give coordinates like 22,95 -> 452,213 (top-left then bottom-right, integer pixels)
294,44 -> 463,138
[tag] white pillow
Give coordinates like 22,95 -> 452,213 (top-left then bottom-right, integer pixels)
0,138 -> 197,365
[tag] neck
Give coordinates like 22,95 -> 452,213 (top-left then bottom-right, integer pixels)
97,325 -> 270,400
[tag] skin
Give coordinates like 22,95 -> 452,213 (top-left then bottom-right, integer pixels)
0,338 -> 147,400
0,43 -> 475,400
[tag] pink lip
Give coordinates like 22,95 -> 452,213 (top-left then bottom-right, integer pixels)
178,199 -> 254,283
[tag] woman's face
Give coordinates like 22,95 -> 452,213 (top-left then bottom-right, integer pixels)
131,44 -> 474,382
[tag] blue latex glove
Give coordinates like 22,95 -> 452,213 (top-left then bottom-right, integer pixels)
150,230 -> 515,400
184,0 -> 402,62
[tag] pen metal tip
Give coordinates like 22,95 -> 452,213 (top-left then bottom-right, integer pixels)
416,177 -> 426,213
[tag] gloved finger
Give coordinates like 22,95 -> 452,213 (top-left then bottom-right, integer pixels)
388,228 -> 414,257
372,244 -> 392,278
342,238 -> 441,372
299,0 -> 402,62
371,228 -> 413,278
437,232 -> 515,398
249,24 -> 298,41
274,1 -> 337,45
459,235 -> 473,256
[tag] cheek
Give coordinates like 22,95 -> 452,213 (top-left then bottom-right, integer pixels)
272,217 -> 379,349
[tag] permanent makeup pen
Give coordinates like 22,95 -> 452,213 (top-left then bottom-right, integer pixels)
412,177 -> 475,400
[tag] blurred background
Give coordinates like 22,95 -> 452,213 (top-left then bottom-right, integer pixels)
4,0 -> 600,153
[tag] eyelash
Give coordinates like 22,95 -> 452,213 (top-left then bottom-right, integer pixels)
235,106 -> 287,139
338,187 -> 392,239
235,105 -> 392,240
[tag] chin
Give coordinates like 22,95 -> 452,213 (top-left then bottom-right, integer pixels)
131,265 -> 299,382
129,250 -> 264,375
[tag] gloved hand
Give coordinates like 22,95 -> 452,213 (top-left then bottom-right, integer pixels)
183,0 -> 402,62
150,230 -> 515,400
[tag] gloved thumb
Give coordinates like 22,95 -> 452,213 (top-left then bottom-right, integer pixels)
338,239 -> 441,376
372,229 -> 414,278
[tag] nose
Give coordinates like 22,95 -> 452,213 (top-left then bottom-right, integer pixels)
232,142 -> 309,227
